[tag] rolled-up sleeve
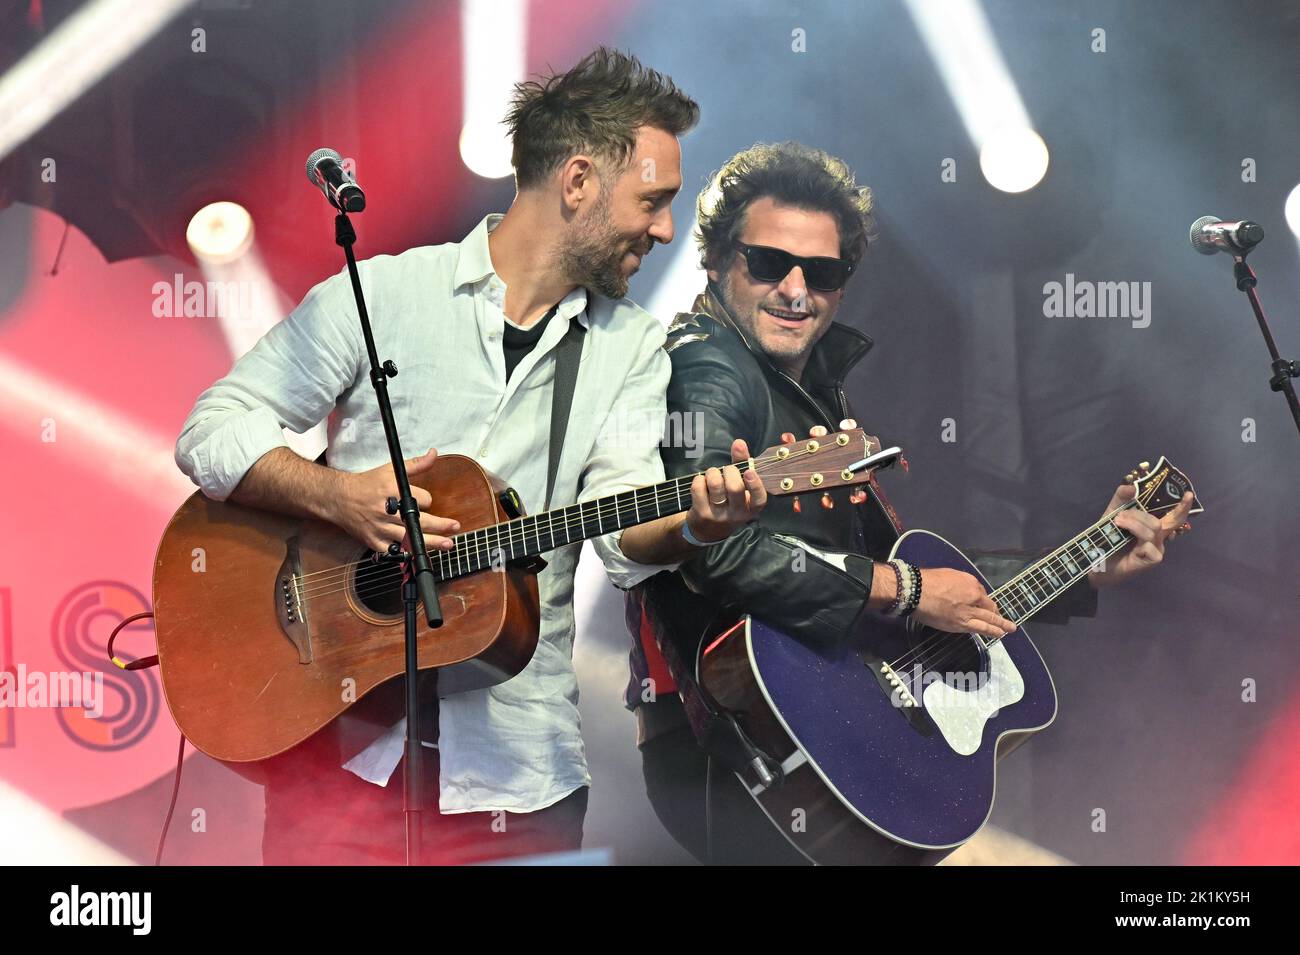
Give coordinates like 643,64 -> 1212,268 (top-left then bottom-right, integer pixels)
174,270 -> 362,501
581,319 -> 681,590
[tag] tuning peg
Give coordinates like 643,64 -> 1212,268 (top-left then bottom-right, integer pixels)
1139,461 -> 1151,472
821,493 -> 834,510
792,496 -> 801,514
1125,471 -> 1137,482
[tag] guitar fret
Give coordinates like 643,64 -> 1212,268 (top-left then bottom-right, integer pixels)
994,506 -> 1144,627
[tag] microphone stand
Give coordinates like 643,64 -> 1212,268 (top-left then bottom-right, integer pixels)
333,210 -> 443,866
1230,254 -> 1300,439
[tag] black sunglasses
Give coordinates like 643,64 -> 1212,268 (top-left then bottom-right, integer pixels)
732,240 -> 855,292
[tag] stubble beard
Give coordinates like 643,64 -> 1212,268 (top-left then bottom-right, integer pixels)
718,269 -> 816,372
556,188 -> 633,300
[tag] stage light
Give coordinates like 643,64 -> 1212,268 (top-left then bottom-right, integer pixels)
186,201 -> 254,266
904,0 -> 1049,193
1285,183 -> 1300,241
0,0 -> 193,163
458,0 -> 526,180
0,780 -> 133,865
979,126 -> 1050,194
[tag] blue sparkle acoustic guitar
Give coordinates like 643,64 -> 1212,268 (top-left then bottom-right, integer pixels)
697,458 -> 1202,864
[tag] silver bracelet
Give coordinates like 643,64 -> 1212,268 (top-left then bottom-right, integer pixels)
681,520 -> 725,548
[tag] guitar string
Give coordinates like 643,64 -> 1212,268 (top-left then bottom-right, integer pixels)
294,454 -> 794,598
883,498 -> 1144,676
902,493 -> 1187,680
294,445 -> 875,600
293,466 -> 748,597
290,436 -> 873,588
885,485 -> 1182,685
302,459 -> 860,603
343,491 -> 1177,629
885,496 -> 1160,680
288,444 -> 815,589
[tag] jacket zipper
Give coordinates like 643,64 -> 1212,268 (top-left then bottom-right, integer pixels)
777,368 -> 834,428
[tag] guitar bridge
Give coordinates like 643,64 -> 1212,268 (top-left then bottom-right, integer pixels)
865,655 -> 935,737
275,535 -> 313,664
879,661 -> 919,708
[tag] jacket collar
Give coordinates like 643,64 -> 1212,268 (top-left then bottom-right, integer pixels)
675,280 -> 874,386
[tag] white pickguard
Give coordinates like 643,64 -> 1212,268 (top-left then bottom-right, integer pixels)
921,640 -> 1025,756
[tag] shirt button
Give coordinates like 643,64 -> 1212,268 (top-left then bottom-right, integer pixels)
478,446 -> 488,456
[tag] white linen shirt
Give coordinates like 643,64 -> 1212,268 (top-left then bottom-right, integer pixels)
175,214 -> 679,813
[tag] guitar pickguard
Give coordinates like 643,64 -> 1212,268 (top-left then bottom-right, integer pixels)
921,639 -> 1025,756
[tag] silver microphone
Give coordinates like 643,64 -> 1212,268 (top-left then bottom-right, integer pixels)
1190,215 -> 1264,256
305,147 -> 366,213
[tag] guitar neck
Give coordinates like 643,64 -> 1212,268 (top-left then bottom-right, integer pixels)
987,501 -> 1139,626
431,462 -> 754,581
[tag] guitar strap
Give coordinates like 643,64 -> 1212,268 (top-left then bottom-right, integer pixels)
545,316 -> 587,510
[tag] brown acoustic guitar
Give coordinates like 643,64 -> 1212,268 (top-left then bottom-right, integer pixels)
151,429 -> 898,764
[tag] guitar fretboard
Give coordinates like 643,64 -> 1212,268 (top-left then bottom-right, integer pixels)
989,501 -> 1138,625
430,465 -> 752,581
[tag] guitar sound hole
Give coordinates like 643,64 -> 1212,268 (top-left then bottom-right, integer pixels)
907,624 -> 988,690
351,553 -> 406,616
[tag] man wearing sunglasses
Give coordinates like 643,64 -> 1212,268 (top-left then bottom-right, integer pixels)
624,142 -> 1186,864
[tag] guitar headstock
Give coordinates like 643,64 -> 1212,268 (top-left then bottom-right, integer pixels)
752,429 -> 891,495
1127,457 -> 1205,517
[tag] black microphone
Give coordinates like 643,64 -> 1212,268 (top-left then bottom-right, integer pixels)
305,147 -> 366,212
1189,215 -> 1264,256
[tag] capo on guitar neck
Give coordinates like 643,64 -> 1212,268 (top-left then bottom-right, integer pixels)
499,487 -> 549,574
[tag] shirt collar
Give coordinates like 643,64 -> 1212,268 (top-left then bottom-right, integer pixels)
454,213 -> 590,329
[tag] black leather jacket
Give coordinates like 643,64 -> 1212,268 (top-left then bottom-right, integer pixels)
628,282 -> 1097,700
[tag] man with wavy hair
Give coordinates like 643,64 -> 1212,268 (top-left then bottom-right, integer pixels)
626,142 -> 1191,864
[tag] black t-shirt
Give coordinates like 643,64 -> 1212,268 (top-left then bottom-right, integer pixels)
502,304 -> 559,382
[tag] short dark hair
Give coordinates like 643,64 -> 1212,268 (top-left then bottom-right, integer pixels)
696,142 -> 874,273
505,47 -> 699,190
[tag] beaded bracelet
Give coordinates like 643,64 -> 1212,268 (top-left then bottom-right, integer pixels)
885,559 -> 907,616
903,561 -> 922,616
886,558 -> 923,617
